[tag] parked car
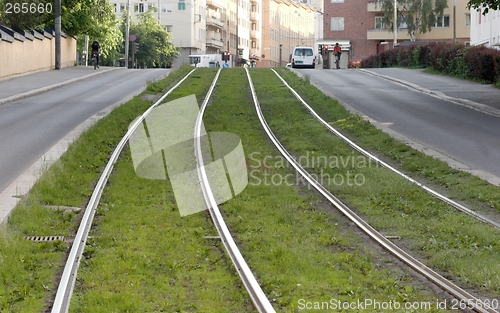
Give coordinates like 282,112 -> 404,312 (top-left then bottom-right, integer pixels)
291,46 -> 315,69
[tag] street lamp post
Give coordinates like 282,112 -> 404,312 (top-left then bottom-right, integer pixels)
125,0 -> 131,68
393,0 -> 397,48
279,44 -> 283,66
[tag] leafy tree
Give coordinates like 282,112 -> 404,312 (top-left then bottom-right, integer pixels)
62,0 -> 122,58
467,0 -> 500,13
0,0 -> 121,58
379,0 -> 448,41
126,10 -> 179,68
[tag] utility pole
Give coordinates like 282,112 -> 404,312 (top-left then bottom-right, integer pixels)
55,0 -> 61,69
279,44 -> 282,67
236,0 -> 239,66
125,0 -> 131,68
453,0 -> 456,43
393,0 -> 397,48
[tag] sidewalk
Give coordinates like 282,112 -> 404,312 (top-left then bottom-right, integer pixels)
359,68 -> 500,118
0,66 -> 122,224
0,66 -> 120,105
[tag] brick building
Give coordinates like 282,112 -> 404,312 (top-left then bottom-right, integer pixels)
323,0 -> 471,62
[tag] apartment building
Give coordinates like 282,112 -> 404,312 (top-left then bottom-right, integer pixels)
323,0 -> 471,62
260,0 -> 316,67
110,0 -> 316,67
470,7 -> 500,48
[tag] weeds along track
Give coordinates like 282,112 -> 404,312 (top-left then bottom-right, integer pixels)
246,68 -> 498,313
51,68 -> 274,313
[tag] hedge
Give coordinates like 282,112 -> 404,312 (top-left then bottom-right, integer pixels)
359,43 -> 500,84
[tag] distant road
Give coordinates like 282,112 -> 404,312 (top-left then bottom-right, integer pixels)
0,68 -> 170,194
298,67 -> 500,184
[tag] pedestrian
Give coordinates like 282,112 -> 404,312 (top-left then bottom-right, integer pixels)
91,40 -> 100,69
333,43 -> 341,69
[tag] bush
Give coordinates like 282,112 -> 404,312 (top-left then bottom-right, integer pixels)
464,46 -> 500,83
360,43 -> 500,84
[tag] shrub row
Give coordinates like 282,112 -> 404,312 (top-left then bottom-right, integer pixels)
360,43 -> 500,84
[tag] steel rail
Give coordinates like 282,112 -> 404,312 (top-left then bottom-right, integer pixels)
271,68 -> 500,230
51,69 -> 197,313
194,68 -> 276,313
247,68 -> 497,313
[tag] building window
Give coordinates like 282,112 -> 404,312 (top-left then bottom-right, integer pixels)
465,13 -> 471,26
148,3 -> 158,12
330,17 -> 344,31
134,3 -> 144,13
161,3 -> 173,13
375,16 -> 387,29
434,15 -> 450,27
120,3 -> 126,12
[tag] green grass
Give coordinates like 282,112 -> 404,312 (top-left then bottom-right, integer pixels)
199,69 -> 453,311
0,65 -> 195,312
255,68 -> 500,295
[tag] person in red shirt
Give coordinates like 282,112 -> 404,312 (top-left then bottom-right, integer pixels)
333,43 -> 341,69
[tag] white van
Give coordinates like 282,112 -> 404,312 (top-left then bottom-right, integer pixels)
291,46 -> 316,69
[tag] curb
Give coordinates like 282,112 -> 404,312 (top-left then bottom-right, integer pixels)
0,67 -> 122,106
358,68 -> 500,119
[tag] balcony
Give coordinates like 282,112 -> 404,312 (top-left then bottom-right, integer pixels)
367,1 -> 383,12
207,0 -> 224,10
250,48 -> 260,55
207,16 -> 224,29
250,11 -> 260,21
250,30 -> 261,39
367,28 -> 410,41
206,37 -> 224,49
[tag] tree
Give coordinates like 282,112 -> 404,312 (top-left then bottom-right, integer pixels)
126,10 -> 179,68
467,0 -> 500,13
61,0 -> 122,58
0,0 -> 121,59
379,0 -> 448,41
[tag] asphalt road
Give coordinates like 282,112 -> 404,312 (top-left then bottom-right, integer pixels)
295,67 -> 500,184
0,68 -> 170,194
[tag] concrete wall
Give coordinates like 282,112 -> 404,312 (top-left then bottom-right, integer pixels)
0,27 -> 77,79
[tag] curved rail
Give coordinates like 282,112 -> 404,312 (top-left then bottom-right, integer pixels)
272,68 -> 500,230
247,68 -> 497,313
194,68 -> 275,313
51,69 -> 196,313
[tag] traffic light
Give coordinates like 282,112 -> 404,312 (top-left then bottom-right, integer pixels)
132,43 -> 139,53
318,44 -> 323,55
222,51 -> 230,61
324,44 -> 328,52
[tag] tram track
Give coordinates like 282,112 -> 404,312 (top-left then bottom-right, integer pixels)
50,68 -> 275,313
37,66 -> 499,313
245,68 -> 499,313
